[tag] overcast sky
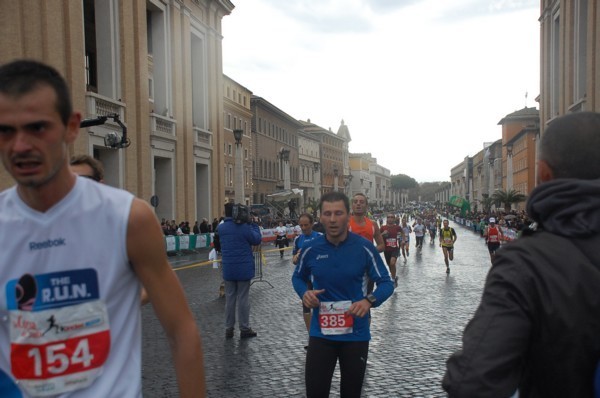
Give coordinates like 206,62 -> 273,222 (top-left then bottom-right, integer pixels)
222,0 -> 540,183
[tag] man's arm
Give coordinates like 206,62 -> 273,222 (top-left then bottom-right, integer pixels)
372,223 -> 385,253
443,254 -> 531,396
291,249 -> 311,299
127,199 -> 205,398
246,222 -> 263,245
349,244 -> 394,316
292,236 -> 302,264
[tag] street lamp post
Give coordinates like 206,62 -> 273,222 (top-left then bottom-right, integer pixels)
345,174 -> 353,195
233,129 -> 244,204
280,148 -> 291,190
333,168 -> 339,192
506,143 -> 514,191
313,162 -> 321,199
488,157 -> 495,198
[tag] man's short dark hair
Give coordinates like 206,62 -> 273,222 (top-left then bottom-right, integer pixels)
298,213 -> 314,224
319,191 -> 350,213
70,154 -> 104,182
0,59 -> 72,125
541,112 -> 600,179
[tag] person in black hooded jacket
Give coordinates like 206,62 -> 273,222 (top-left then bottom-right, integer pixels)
443,112 -> 600,397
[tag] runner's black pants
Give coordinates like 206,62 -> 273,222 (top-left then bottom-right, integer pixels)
305,336 -> 369,398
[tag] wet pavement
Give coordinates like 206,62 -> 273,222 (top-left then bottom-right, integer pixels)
142,220 -> 493,397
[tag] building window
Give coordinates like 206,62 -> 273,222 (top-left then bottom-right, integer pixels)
84,0 -> 122,98
550,9 -> 560,117
148,77 -> 154,102
227,144 -> 232,155
191,28 -> 207,128
147,2 -> 170,114
573,0 -> 588,104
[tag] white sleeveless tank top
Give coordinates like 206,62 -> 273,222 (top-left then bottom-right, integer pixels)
0,177 -> 141,397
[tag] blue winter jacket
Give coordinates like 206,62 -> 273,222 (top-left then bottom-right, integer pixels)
219,218 -> 262,281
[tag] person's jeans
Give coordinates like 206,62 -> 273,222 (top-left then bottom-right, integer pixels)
225,280 -> 251,330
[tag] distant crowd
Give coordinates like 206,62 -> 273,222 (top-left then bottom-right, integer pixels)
161,217 -> 222,236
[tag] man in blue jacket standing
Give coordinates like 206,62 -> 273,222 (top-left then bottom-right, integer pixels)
219,203 -> 263,338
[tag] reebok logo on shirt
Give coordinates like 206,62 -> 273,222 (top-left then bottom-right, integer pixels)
29,238 -> 66,251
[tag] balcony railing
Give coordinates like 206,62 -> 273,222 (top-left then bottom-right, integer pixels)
194,126 -> 212,149
150,113 -> 176,137
85,92 -> 125,121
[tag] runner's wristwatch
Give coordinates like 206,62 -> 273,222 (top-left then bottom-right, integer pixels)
366,294 -> 377,305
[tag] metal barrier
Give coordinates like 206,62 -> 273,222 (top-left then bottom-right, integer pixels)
165,233 -> 213,255
251,247 -> 273,288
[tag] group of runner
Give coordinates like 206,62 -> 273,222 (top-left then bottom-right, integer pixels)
289,192 -> 503,396
378,213 -> 458,274
289,191 -> 512,396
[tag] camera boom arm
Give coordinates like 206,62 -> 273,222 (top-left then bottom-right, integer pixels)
79,113 -> 130,149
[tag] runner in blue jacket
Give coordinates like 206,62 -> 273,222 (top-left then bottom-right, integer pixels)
292,191 -> 394,398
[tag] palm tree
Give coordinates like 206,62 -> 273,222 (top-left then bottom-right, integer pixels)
491,189 -> 527,213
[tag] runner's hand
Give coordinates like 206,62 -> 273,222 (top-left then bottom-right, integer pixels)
347,299 -> 372,318
303,289 -> 325,308
292,249 -> 301,265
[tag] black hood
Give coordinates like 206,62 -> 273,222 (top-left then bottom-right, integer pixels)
526,178 -> 600,237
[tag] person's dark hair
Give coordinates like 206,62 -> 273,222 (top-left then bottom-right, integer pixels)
70,154 -> 104,182
319,191 -> 350,213
0,59 -> 72,125
298,213 -> 314,224
541,112 -> 600,179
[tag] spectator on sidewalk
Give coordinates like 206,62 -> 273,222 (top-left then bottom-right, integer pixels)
444,111 -> 600,397
200,218 -> 210,233
220,203 -> 262,338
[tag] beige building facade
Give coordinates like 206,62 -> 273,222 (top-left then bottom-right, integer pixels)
0,0 -> 234,223
250,95 -> 302,206
539,0 -> 599,126
223,74 -> 253,205
498,107 -> 539,206
349,153 -> 374,198
300,120 -> 346,195
298,130 -> 321,206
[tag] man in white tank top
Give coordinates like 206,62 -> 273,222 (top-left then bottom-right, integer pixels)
0,60 -> 205,397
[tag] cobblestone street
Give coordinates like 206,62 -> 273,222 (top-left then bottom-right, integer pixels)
142,220 -> 493,397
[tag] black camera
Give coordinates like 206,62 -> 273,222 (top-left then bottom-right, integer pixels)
232,204 -> 250,224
